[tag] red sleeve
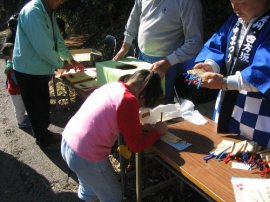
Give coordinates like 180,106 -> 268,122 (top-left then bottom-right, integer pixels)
117,91 -> 160,153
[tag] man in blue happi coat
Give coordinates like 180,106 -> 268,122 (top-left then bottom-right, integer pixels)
193,0 -> 270,148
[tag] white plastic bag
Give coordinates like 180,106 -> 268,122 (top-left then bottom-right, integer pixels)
140,99 -> 207,125
140,99 -> 194,124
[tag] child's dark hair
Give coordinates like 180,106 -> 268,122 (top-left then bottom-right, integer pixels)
1,43 -> 14,57
128,69 -> 163,107
118,74 -> 132,82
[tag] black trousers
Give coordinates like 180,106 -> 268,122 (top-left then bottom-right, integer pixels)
14,70 -> 52,147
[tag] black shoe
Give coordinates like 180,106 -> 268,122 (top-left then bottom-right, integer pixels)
48,131 -> 62,142
43,142 -> 61,151
37,138 -> 61,151
36,130 -> 62,151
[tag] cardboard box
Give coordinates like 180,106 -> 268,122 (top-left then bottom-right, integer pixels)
96,57 -> 152,87
70,48 -> 102,66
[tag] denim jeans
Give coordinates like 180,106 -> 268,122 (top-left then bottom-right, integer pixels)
61,139 -> 122,202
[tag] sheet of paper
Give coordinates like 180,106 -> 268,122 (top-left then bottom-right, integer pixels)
213,139 -> 234,156
245,141 -> 256,152
63,68 -> 96,84
60,68 -> 96,77
231,140 -> 247,156
231,177 -> 270,202
161,132 -> 191,151
72,52 -> 90,62
231,162 -> 251,170
161,132 -> 182,143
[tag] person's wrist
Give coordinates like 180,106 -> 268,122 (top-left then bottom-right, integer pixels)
222,77 -> 228,91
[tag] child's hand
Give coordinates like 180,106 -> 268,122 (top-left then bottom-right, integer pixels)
154,122 -> 168,136
141,124 -> 153,132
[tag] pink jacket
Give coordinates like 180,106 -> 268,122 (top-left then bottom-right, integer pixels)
62,82 -> 159,162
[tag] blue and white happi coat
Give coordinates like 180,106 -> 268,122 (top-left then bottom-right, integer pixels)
195,13 -> 270,148
213,91 -> 270,148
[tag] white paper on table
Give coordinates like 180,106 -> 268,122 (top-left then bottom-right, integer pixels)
161,132 -> 192,151
231,177 -> 270,202
72,53 -> 90,62
140,99 -> 207,125
58,68 -> 97,78
140,103 -> 182,124
231,162 -> 251,170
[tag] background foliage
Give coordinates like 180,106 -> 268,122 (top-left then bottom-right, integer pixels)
0,0 -> 232,49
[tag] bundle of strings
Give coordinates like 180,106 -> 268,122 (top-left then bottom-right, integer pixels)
184,69 -> 206,89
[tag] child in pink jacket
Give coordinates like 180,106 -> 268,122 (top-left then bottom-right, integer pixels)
61,69 -> 167,202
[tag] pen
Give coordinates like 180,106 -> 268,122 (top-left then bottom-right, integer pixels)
160,112 -> 163,122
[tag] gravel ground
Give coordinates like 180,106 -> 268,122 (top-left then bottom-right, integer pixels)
0,57 -> 84,202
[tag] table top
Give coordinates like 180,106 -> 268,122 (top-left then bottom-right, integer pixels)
55,67 -> 98,99
60,77 -> 95,99
152,118 -> 261,202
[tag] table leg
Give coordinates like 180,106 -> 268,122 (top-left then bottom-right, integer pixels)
51,76 -> 72,111
118,135 -> 126,201
64,85 -> 71,105
136,152 -> 142,202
